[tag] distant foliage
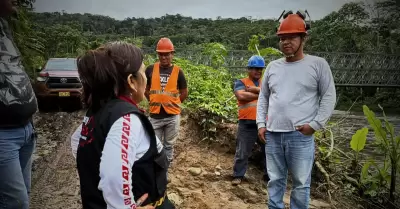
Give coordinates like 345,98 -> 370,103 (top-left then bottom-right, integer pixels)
28,1 -> 400,54
200,43 -> 228,67
9,8 -> 45,76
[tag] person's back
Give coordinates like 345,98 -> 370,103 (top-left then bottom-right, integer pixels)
74,42 -> 175,209
0,2 -> 38,209
77,99 -> 163,208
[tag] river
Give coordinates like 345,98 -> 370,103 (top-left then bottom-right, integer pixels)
329,110 -> 400,160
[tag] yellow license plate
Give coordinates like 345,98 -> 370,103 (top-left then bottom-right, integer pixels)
59,92 -> 70,97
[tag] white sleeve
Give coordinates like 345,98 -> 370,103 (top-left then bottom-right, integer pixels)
70,124 -> 82,159
98,114 -> 144,209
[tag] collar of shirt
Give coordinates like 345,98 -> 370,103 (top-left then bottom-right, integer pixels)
118,95 -> 146,113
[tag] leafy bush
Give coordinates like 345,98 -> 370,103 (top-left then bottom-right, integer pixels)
174,58 -> 237,118
200,43 -> 228,67
140,42 -> 282,141
345,105 -> 399,205
173,58 -> 238,141
141,53 -> 240,141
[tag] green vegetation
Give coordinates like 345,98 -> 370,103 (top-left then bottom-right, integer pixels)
323,105 -> 400,207
9,0 -> 400,112
7,0 -> 400,207
28,1 -> 400,54
12,1 -> 400,70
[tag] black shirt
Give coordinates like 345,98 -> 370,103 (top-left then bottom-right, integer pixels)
145,64 -> 187,119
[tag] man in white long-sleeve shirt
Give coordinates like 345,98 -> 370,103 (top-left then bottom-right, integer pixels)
257,11 -> 336,209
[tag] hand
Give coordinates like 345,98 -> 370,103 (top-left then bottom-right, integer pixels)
136,193 -> 155,209
245,86 -> 260,94
138,206 -> 155,209
296,124 -> 315,135
258,127 -> 266,144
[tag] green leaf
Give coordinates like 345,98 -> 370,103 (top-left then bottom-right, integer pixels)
396,135 -> 400,151
378,104 -> 396,138
360,160 -> 373,183
363,105 -> 387,142
350,127 -> 368,152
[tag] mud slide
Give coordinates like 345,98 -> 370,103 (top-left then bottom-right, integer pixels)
30,112 -> 331,209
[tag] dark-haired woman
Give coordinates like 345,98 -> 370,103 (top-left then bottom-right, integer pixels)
71,42 -> 175,209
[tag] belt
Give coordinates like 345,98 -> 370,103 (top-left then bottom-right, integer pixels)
0,119 -> 31,129
146,193 -> 166,207
0,118 -> 33,129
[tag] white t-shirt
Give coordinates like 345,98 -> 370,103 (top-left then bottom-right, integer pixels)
70,114 -> 163,208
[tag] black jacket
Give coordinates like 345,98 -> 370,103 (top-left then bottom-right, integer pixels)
0,18 -> 37,128
76,99 -> 169,209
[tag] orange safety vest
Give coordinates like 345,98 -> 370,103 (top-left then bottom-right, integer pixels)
237,78 -> 260,120
149,62 -> 181,115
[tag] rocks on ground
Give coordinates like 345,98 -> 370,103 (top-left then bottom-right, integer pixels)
30,113 -> 333,209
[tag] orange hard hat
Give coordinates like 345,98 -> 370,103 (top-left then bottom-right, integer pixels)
276,14 -> 307,35
156,38 -> 175,52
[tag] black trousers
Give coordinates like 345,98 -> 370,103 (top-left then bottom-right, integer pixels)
156,196 -> 175,209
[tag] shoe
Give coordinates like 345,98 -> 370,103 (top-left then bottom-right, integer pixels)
232,178 -> 242,186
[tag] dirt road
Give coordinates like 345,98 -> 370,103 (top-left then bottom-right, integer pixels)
30,111 -> 84,209
30,111 -> 331,209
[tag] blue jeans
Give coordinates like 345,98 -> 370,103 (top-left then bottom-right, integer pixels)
265,131 -> 315,209
0,123 -> 36,209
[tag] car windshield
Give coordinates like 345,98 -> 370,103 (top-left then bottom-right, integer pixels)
45,59 -> 77,70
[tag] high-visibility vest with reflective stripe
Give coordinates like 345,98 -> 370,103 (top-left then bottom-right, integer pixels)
149,62 -> 181,115
237,78 -> 260,120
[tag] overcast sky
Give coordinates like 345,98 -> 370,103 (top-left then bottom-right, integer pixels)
33,0 -> 357,20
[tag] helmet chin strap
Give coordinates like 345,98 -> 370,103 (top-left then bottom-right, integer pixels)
283,39 -> 304,58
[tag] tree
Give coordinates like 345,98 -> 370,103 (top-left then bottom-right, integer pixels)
42,24 -> 86,57
9,1 -> 45,74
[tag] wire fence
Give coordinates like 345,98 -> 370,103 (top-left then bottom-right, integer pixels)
142,48 -> 400,87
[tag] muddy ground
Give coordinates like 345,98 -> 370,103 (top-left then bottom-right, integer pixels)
30,111 -> 84,209
30,111 -> 332,209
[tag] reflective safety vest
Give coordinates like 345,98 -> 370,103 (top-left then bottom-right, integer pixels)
149,62 -> 181,115
237,78 -> 260,120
